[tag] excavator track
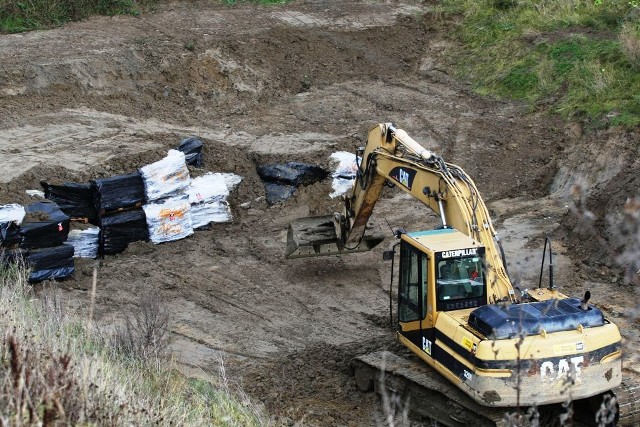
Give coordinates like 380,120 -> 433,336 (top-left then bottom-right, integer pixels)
353,351 -> 638,426
616,378 -> 640,426
353,351 -> 507,427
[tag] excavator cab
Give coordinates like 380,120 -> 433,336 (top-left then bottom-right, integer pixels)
396,228 -> 487,353
397,228 -> 486,322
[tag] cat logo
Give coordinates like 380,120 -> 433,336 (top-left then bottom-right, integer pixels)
540,356 -> 584,383
422,337 -> 432,356
389,166 -> 416,190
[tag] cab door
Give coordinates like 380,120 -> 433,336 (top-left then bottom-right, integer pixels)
398,241 -> 435,357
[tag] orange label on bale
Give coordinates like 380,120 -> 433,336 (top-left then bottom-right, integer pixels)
163,167 -> 189,182
159,207 -> 186,221
158,223 -> 184,236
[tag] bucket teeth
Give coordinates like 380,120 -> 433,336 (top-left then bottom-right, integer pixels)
285,215 -> 384,259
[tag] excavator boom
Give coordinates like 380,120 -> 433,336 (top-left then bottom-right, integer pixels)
287,123 -> 513,303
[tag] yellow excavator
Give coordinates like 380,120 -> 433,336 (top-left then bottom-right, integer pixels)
286,123 -> 638,426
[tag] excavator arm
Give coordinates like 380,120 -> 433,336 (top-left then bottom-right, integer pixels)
287,123 -> 514,303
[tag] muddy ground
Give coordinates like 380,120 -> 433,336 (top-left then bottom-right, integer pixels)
1,1 -> 638,425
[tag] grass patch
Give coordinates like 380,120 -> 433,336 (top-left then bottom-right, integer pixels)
436,0 -> 640,127
0,0 -> 289,33
0,0 -> 152,33
224,0 -> 289,4
0,260 -> 267,426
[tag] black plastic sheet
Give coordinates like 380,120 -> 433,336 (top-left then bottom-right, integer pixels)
257,162 -> 328,187
20,201 -> 71,249
178,137 -> 204,167
99,209 -> 149,256
41,180 -> 97,222
469,298 -> 606,339
26,244 -> 75,283
264,182 -> 296,205
91,172 -> 145,215
1,221 -> 22,247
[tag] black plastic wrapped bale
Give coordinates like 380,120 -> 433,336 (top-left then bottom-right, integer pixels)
99,209 -> 149,256
20,201 -> 71,249
0,203 -> 25,247
41,180 -> 98,223
178,136 -> 204,167
26,244 -> 75,283
264,182 -> 296,205
257,162 -> 328,187
91,171 -> 145,216
1,221 -> 22,247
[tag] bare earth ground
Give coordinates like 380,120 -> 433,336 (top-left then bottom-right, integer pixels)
0,1 -> 638,425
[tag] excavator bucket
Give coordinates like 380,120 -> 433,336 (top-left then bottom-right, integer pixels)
285,215 -> 385,259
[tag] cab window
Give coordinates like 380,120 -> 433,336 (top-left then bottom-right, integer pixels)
399,242 -> 428,322
437,257 -> 485,302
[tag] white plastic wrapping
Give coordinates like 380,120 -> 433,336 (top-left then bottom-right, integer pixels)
0,203 -> 26,224
188,173 -> 242,228
188,173 -> 230,204
191,201 -> 233,229
143,195 -> 194,244
67,227 -> 100,258
222,173 -> 243,192
140,150 -> 191,202
329,151 -> 358,198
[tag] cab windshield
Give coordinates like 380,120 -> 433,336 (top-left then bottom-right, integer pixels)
437,256 -> 485,301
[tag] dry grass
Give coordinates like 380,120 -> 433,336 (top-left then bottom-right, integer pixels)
0,259 -> 268,426
619,21 -> 640,69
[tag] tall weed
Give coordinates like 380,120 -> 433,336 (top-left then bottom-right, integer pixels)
0,260 -> 266,426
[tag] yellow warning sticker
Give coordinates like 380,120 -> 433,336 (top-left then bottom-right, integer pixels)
461,336 -> 474,351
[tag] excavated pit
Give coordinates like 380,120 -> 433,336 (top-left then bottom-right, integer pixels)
1,1 -> 638,425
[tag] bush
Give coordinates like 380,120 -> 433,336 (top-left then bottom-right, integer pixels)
437,0 -> 640,127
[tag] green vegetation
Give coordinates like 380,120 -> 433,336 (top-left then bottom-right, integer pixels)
0,261 -> 266,426
436,0 -> 640,127
0,0 -> 289,34
0,0 -> 151,33
224,0 -> 289,4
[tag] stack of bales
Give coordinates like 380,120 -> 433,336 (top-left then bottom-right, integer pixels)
1,137 -> 243,283
0,202 -> 75,282
91,171 -> 148,255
